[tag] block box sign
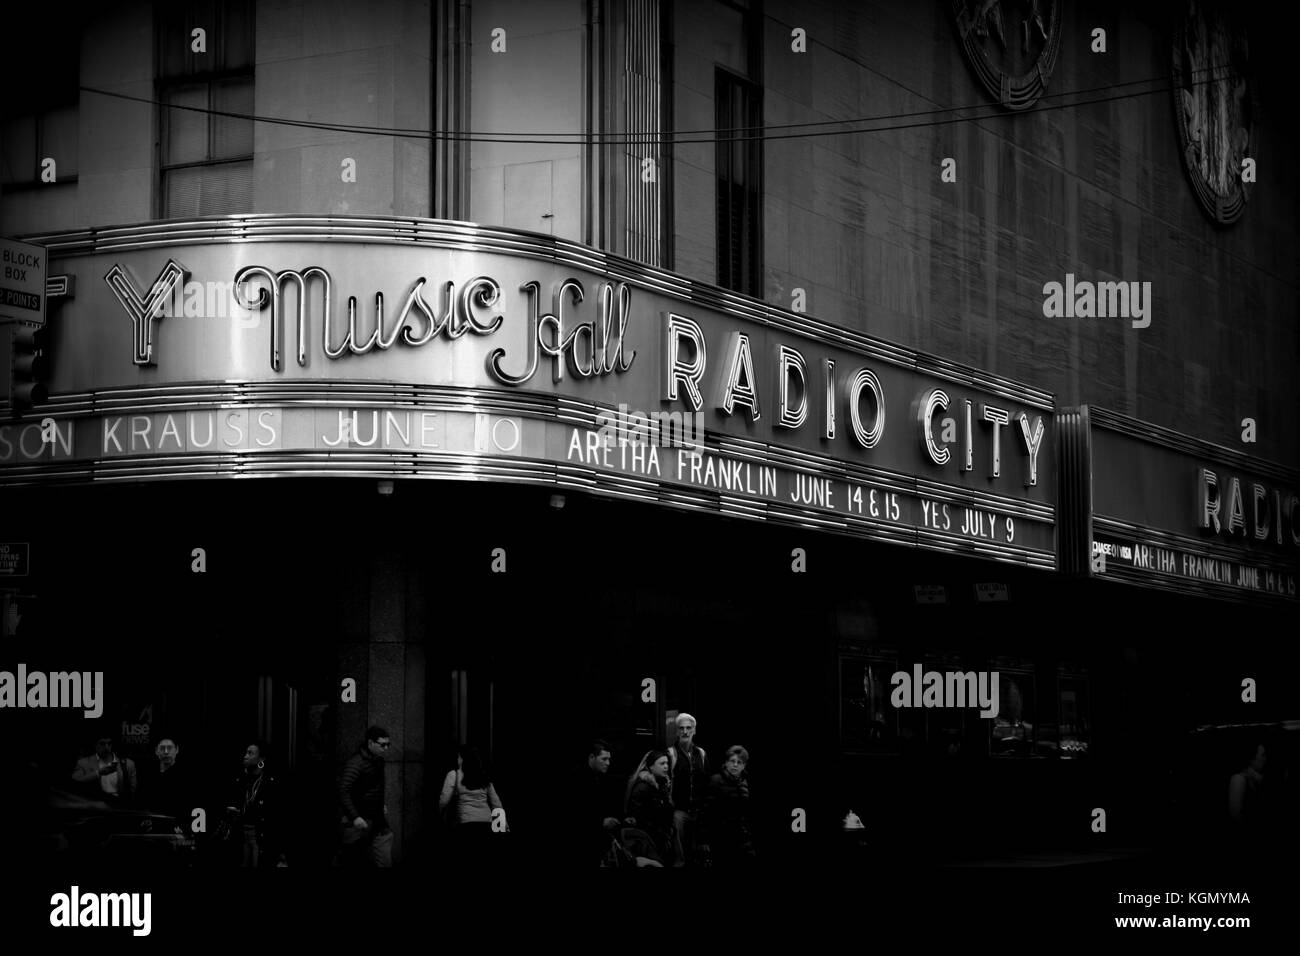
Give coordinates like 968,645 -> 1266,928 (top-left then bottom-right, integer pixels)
1,217 -> 1057,569
0,237 -> 47,326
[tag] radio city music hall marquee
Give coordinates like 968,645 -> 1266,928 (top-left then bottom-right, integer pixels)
2,220 -> 1057,567
1083,410 -> 1299,603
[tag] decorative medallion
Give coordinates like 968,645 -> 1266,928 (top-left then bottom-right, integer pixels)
1172,1 -> 1254,226
953,1 -> 1063,110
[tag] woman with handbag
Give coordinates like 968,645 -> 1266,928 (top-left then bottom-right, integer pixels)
438,746 -> 504,864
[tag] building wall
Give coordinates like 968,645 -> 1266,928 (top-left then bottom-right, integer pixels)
256,0 -> 433,217
671,0 -> 753,286
1,0 -> 433,231
2,6 -> 155,234
669,0 -> 1298,465
466,0 -> 586,239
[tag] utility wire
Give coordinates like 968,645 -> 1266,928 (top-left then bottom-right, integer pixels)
78,62 -> 1244,147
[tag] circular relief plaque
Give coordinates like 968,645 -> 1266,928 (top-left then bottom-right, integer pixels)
1172,1 -> 1254,226
952,0 -> 1063,111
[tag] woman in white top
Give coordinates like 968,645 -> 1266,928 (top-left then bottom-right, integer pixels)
439,746 -> 504,861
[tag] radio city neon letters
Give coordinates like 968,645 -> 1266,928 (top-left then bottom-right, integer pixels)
662,314 -> 1046,488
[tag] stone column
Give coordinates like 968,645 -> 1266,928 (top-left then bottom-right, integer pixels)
336,543 -> 426,865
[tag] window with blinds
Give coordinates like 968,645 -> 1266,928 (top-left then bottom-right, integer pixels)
715,68 -> 762,297
156,0 -> 255,218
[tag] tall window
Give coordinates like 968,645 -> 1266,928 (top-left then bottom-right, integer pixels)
156,0 -> 255,218
715,68 -> 762,296
1,33 -> 78,190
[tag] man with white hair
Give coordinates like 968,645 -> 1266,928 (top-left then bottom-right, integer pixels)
667,712 -> 710,866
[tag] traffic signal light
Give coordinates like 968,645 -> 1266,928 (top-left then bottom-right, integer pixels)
10,322 -> 49,409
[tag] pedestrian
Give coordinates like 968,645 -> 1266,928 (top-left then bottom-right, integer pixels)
625,750 -> 680,866
139,736 -> 193,834
438,745 -> 505,863
338,726 -> 393,867
702,745 -> 756,866
578,739 -> 623,865
221,742 -> 282,867
72,736 -> 138,808
667,713 -> 709,865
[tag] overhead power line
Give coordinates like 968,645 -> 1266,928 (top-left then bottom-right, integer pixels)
79,62 -> 1245,148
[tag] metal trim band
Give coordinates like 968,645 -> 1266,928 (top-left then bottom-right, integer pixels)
1091,568 -> 1294,605
1055,407 -> 1092,576
1093,515 -> 1296,573
1090,406 -> 1297,484
21,215 -> 1055,410
4,384 -> 1055,524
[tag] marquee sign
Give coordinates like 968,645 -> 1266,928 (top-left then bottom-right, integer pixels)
1081,407 -> 1297,603
1,217 -> 1057,568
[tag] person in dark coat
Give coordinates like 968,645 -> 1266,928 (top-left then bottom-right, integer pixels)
222,742 -> 282,867
625,750 -> 680,867
578,740 -> 623,865
139,736 -> 194,833
703,745 -> 756,866
668,713 -> 709,864
338,726 -> 393,867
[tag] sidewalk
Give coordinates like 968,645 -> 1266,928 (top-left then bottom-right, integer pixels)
939,846 -> 1156,868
